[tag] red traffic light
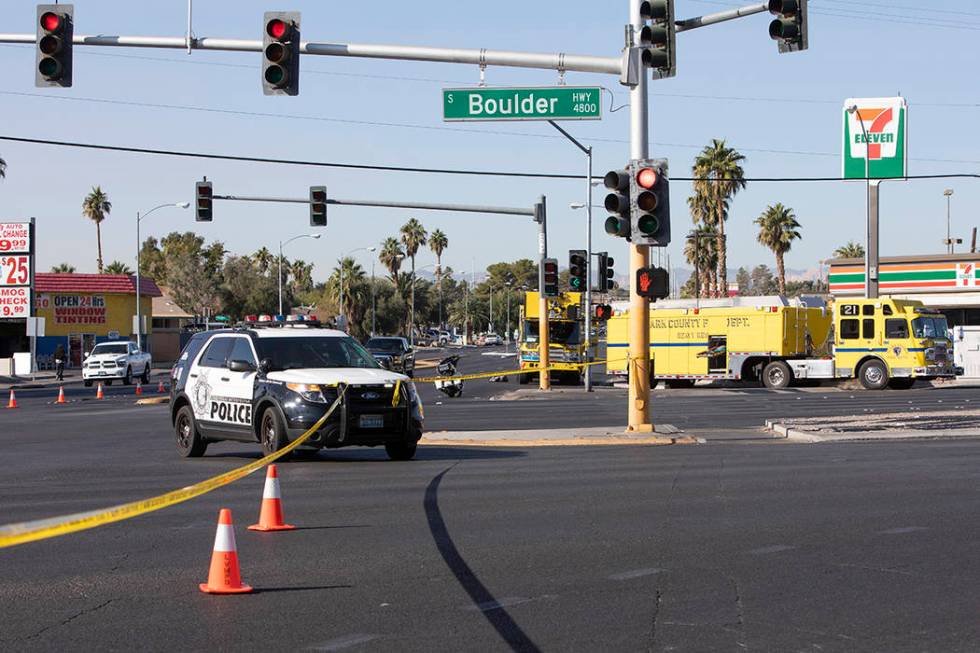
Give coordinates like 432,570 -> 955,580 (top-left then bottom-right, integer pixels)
266,18 -> 289,40
40,11 -> 62,33
636,167 -> 659,189
543,261 -> 558,275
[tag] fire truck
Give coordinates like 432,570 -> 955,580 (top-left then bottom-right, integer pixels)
606,296 -> 958,390
518,291 -> 591,385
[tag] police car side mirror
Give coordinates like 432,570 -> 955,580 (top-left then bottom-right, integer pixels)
84,351 -> 90,359
228,359 -> 255,373
259,358 -> 273,374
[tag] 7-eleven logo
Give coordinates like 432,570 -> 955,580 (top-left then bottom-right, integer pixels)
958,263 -> 976,287
852,107 -> 895,160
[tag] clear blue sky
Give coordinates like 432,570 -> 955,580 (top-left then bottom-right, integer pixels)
0,0 -> 977,281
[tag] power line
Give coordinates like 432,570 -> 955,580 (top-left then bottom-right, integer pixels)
1,134 -> 977,183
3,90 -> 979,166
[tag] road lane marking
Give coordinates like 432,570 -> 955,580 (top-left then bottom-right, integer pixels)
608,567 -> 663,581
878,526 -> 928,535
308,634 -> 379,651
747,545 -> 796,555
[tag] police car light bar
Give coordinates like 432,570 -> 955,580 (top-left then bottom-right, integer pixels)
245,315 -> 258,322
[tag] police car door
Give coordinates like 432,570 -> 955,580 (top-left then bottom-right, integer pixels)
190,335 -> 255,439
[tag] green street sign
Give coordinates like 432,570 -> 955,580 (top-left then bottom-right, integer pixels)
443,86 -> 601,122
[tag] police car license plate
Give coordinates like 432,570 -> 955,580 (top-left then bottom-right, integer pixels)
359,415 -> 384,429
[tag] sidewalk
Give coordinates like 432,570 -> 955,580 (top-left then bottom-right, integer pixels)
0,371 -> 84,390
420,424 -> 696,447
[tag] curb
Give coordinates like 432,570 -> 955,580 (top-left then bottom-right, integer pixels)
419,435 -> 698,447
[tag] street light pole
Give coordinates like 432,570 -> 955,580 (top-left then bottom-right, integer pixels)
371,260 -> 376,335
944,189 -> 954,254
135,202 -> 188,351
278,233 -> 321,317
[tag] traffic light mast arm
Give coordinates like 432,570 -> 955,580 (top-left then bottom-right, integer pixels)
675,2 -> 767,32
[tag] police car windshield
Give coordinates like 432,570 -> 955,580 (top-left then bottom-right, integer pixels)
255,336 -> 380,371
92,343 -> 128,355
365,338 -> 404,352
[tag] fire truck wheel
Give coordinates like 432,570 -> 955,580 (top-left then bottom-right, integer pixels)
858,360 -> 889,390
762,361 -> 793,390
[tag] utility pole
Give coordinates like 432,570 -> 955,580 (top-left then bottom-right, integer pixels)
627,0 -> 652,432
944,189 -> 954,254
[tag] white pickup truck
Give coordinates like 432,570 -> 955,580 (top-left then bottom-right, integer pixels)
82,341 -> 152,386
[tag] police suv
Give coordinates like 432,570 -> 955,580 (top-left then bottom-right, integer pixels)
170,316 -> 424,461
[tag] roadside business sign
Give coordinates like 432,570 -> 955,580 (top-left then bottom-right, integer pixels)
443,86 -> 602,122
842,97 -> 908,180
0,221 -> 34,320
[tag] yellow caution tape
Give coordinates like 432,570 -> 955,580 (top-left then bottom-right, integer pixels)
391,379 -> 401,407
0,386 -> 348,549
412,355 -> 629,384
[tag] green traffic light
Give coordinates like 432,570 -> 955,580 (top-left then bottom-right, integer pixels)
264,65 -> 287,86
638,214 -> 660,235
38,57 -> 61,79
605,216 -> 629,238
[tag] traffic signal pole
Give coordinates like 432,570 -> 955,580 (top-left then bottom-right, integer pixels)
535,198 -> 551,391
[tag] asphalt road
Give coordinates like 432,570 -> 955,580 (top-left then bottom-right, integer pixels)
2,350 -> 979,651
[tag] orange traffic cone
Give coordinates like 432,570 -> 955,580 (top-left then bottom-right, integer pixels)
200,509 -> 253,595
248,465 -> 295,532
157,380 -> 166,393
135,383 -> 143,396
6,390 -> 16,409
56,387 -> 66,404
96,383 -> 104,400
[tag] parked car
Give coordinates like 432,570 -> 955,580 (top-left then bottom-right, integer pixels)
482,333 -> 502,346
82,341 -> 152,386
364,336 -> 416,377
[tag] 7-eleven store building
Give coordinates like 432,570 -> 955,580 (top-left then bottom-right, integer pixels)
828,253 -> 980,326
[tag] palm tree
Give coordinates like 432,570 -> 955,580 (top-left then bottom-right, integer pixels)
327,257 -> 366,320
379,237 -> 404,284
50,263 -> 76,273
683,225 -> 718,298
103,260 -> 134,275
82,186 -> 112,273
400,218 -> 428,341
429,229 -> 449,326
290,259 -> 314,293
252,247 -> 274,274
834,241 -> 865,259
754,203 -> 802,295
691,139 -> 746,297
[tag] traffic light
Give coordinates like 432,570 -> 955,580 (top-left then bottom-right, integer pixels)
35,4 -> 73,87
597,252 -> 615,292
542,258 -> 559,298
630,159 -> 671,247
603,168 -> 631,239
594,304 -> 613,321
636,267 -> 669,300
195,180 -> 213,222
309,186 -> 327,227
262,11 -> 301,96
569,250 -> 588,292
639,0 -> 676,80
768,0 -> 808,53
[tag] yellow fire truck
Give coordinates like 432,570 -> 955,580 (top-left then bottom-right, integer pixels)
606,297 -> 958,390
518,291 -> 590,385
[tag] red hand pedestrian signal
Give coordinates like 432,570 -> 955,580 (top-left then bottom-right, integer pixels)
636,267 -> 669,300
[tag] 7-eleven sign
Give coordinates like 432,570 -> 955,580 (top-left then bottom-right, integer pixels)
842,97 -> 907,180
958,263 -> 977,288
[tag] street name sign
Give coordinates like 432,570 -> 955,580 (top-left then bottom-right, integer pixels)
842,97 -> 908,180
443,86 -> 601,122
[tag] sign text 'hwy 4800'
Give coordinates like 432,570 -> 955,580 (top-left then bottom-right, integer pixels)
443,87 -> 601,122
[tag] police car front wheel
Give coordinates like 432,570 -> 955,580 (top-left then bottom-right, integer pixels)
175,405 -> 207,458
260,408 -> 290,457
